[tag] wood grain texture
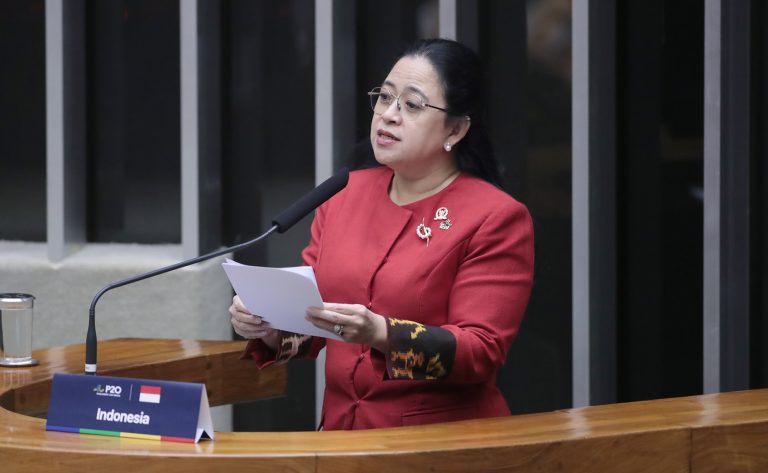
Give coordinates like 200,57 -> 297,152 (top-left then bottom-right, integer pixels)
2,339 -> 767,472
692,421 -> 768,473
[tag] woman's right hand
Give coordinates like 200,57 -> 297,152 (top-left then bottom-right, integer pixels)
229,295 -> 280,351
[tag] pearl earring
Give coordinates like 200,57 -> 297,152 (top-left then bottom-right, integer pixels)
444,142 -> 452,152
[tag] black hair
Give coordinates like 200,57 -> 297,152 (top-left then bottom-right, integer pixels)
398,38 -> 504,187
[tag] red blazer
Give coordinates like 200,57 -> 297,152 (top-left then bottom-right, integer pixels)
245,167 -> 534,430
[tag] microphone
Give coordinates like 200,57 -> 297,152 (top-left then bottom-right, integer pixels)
271,168 -> 350,232
85,168 -> 349,375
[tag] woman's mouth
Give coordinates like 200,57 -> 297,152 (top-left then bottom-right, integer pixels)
376,129 -> 400,146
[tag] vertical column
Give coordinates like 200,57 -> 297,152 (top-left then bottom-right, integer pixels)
180,0 -> 199,259
758,2 -> 768,390
46,0 -> 86,261
181,0 -> 220,258
720,0 -> 752,392
439,0 -> 457,40
572,0 -> 617,406
332,0 -> 357,171
46,0 -> 65,260
571,0 -> 591,407
314,0 -> 357,425
704,0 -> 753,393
196,0 -> 222,255
721,0 -> 752,392
589,0 -> 617,406
703,0 -> 722,394
316,1 -> 333,181
315,0 -> 333,426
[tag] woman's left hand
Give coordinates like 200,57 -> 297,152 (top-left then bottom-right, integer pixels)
306,303 -> 387,351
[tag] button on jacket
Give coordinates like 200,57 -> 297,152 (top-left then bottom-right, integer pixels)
244,166 -> 534,430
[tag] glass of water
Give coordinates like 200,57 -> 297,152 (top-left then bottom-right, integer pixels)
0,293 -> 39,367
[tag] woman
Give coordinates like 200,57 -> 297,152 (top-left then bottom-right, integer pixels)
229,38 -> 534,430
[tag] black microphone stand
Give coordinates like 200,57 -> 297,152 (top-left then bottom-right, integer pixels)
84,225 -> 278,375
84,167 -> 348,375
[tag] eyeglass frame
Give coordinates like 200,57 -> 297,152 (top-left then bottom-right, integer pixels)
367,86 -> 450,117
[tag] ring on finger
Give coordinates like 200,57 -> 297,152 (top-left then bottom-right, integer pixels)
333,324 -> 344,336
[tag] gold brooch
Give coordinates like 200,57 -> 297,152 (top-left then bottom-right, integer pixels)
434,207 -> 452,230
416,218 -> 432,246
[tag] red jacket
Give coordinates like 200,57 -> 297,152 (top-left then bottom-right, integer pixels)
245,167 -> 534,430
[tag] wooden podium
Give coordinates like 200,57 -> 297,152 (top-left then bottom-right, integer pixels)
1,339 -> 767,472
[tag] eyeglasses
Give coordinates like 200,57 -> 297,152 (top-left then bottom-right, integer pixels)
367,87 -> 448,118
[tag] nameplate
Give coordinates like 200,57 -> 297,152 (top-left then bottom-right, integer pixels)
46,373 -> 214,443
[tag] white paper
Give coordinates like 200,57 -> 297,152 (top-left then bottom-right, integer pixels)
222,261 -> 341,340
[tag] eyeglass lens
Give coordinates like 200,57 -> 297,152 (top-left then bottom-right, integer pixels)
369,88 -> 426,116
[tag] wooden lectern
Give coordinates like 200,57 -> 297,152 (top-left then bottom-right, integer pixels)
1,338 -> 767,472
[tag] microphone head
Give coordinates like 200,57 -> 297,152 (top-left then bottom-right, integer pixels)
272,168 -> 349,233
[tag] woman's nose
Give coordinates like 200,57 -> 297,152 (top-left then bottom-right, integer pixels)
381,99 -> 402,123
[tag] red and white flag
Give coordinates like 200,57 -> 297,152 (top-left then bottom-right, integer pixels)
139,385 -> 161,404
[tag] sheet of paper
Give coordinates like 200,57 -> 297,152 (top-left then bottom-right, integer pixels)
222,261 -> 341,340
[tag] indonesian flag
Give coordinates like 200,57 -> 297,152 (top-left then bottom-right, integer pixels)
139,385 -> 161,404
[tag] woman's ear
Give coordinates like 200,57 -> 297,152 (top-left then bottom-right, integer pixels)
447,116 -> 471,146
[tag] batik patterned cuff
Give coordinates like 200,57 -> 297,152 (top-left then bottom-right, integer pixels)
275,331 -> 314,363
386,318 -> 456,380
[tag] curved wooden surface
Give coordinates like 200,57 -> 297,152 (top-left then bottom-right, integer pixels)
2,339 -> 767,473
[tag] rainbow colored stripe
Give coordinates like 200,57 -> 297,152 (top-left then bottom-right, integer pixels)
46,424 -> 194,443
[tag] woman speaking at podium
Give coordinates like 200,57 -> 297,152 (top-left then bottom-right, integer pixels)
229,38 -> 534,430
